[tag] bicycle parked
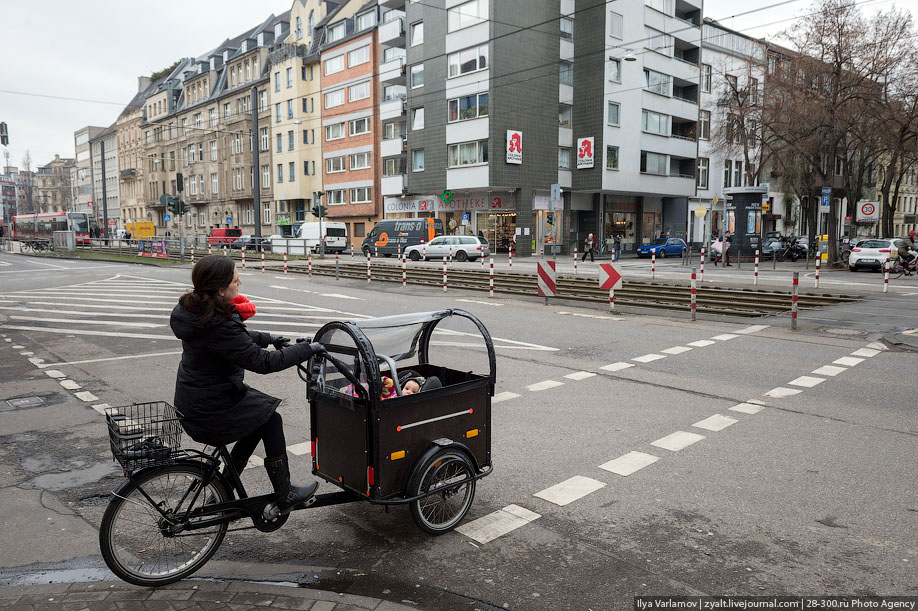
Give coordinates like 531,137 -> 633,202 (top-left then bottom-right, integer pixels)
20,238 -> 53,253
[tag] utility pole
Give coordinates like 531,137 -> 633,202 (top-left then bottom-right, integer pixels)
101,139 -> 109,240
314,191 -> 325,258
251,86 -> 261,240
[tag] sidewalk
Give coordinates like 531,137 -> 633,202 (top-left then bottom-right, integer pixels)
0,580 -> 418,610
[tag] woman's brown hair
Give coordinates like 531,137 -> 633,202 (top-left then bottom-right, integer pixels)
178,255 -> 237,326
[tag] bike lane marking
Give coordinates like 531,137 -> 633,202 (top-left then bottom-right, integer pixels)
599,452 -> 660,477
650,431 -> 706,452
533,476 -> 606,507
455,504 -> 541,545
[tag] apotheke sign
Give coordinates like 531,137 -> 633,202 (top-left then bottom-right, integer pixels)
384,194 -> 516,214
506,130 -> 522,164
576,137 -> 594,169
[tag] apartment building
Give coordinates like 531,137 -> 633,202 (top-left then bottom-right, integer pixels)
90,124 -> 121,233
34,155 -> 74,213
0,173 -> 15,226
890,166 -> 918,238
117,77 -> 158,229
72,126 -> 105,215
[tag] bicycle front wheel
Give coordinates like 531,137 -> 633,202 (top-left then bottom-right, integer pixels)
99,464 -> 231,587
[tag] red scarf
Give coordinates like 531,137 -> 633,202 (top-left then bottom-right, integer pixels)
231,295 -> 257,321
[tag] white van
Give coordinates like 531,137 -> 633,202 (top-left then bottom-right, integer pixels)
271,222 -> 348,255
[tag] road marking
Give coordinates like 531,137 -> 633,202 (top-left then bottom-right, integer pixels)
455,504 -> 541,544
633,353 -> 666,363
789,376 -> 824,388
11,345 -> 23,349
37,351 -> 184,368
320,293 -> 363,300
764,387 -> 802,398
692,414 -> 738,431
0,265 -> 123,275
533,476 -> 606,506
44,370 -> 66,379
527,380 -> 564,392
599,451 -> 660,476
833,356 -> 864,367
687,340 -> 716,347
729,402 -> 765,414
711,333 -> 739,341
59,380 -> 81,390
28,357 -> 45,365
246,455 -> 264,469
564,371 -> 596,381
651,431 -> 705,451
74,391 -> 99,402
91,403 -> 110,416
600,362 -> 634,372
8,316 -> 162,328
492,392 -> 521,404
735,325 -> 770,334
865,342 -> 888,351
812,365 -> 846,377
661,346 -> 692,355
746,399 -> 767,405
270,285 -> 316,294
556,311 -> 623,320
851,348 -> 880,358
287,442 -> 311,456
0,307 -> 171,319
1,326 -> 178,340
456,299 -> 504,307
20,351 -> 33,356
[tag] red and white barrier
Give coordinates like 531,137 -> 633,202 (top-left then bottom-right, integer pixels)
573,247 -> 578,274
700,247 -> 706,282
208,244 -> 212,256
610,248 -> 615,263
509,247 -> 513,269
815,256 -> 821,289
884,257 -> 889,293
367,251 -> 371,283
690,268 -> 697,322
489,257 -> 494,298
421,239 -> 426,260
754,249 -> 759,285
191,246 -> 195,263
307,249 -> 312,276
791,272 -> 799,330
283,251 -> 288,274
480,246 -> 484,268
241,246 -> 246,269
402,250 -> 407,288
261,250 -> 265,272
442,259 -> 448,292
651,252 -> 656,280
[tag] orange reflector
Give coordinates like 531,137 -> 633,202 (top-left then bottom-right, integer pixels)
367,466 -> 374,486
390,450 -> 406,460
465,429 -> 479,438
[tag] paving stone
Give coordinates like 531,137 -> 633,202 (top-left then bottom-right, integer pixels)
229,591 -> 277,606
270,595 -> 317,610
148,589 -> 194,601
189,590 -> 236,603
59,591 -> 110,602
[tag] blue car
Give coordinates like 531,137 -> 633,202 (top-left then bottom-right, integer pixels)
636,237 -> 687,258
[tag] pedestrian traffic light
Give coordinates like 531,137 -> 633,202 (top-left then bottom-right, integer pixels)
312,205 -> 327,218
176,172 -> 184,193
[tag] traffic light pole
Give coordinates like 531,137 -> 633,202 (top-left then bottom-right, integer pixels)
251,86 -> 261,240
177,177 -> 185,264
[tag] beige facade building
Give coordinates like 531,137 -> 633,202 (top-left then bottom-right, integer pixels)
117,77 -> 156,228
35,154 -> 74,213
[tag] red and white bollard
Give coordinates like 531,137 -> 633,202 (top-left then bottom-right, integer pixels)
509,247 -> 513,269
367,250 -> 371,283
421,239 -> 426,260
754,249 -> 760,285
283,250 -> 288,274
700,247 -> 706,282
651,252 -> 656,280
261,249 -> 265,272
307,249 -> 312,277
402,250 -> 407,288
609,286 -> 615,312
479,246 -> 484,268
690,268 -> 697,322
351,245 -> 354,260
489,257 -> 494,298
222,245 -> 227,257
791,272 -> 799,330
815,255 -> 821,288
207,243 -> 212,256
540,246 -> 544,258
442,259 -> 448,292
448,246 -> 453,266
241,246 -> 246,269
573,247 -> 578,274
610,248 -> 615,263
375,245 -> 378,260
884,257 -> 889,293
191,245 -> 195,263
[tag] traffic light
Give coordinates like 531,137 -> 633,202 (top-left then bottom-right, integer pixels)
0,122 -> 8,146
176,172 -> 184,193
166,197 -> 177,214
181,201 -> 191,215
312,205 -> 327,218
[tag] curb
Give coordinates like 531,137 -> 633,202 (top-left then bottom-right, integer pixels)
882,332 -> 918,353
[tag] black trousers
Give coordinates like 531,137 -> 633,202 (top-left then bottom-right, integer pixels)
581,247 -> 594,262
229,411 -> 287,469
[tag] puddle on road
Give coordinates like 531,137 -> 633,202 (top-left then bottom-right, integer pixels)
25,462 -> 119,491
1,567 -> 112,587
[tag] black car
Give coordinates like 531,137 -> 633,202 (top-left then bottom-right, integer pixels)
231,235 -> 272,252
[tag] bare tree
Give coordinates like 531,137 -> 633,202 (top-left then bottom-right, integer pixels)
20,150 -> 35,214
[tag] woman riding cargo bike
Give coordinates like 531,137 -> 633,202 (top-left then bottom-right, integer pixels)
98,255 -> 495,587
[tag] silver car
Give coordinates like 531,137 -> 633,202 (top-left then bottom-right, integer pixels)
404,235 -> 490,261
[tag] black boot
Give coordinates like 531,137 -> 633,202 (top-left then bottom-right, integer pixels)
264,455 -> 318,514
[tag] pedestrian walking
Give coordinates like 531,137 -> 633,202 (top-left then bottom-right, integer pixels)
581,233 -> 595,262
713,232 -> 733,266
613,234 -> 622,262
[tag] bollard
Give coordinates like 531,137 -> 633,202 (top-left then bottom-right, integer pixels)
773,250 -> 777,270
422,239 -> 426,261
336,256 -> 340,280
609,287 -> 615,312
402,250 -> 407,288
191,245 -> 195,263
754,249 -> 759,285
208,243 -> 212,256
307,248 -> 312,276
540,246 -> 544,258
489,257 -> 494,298
574,247 -> 578,274
509,247 -> 513,269
283,251 -> 288,274
448,246 -> 453,267
367,251 -> 371,283
351,245 -> 354,260
610,247 -> 615,263
261,249 -> 265,272
700,247 -> 706,282
242,246 -> 246,269
691,268 -> 697,322
480,246 -> 484,268
815,255 -> 821,289
791,272 -> 799,330
651,251 -> 656,280
375,245 -> 378,260
222,245 -> 227,257
884,257 -> 889,293
443,259 -> 448,292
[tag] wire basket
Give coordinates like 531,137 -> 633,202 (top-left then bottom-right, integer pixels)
105,402 -> 183,473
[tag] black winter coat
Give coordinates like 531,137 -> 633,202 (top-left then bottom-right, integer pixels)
170,304 -> 318,446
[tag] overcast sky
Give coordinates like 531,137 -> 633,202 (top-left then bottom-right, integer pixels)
0,0 -> 910,170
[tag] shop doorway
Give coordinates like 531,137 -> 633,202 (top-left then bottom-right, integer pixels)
604,212 -> 636,253
477,211 -> 517,253
533,210 -> 561,254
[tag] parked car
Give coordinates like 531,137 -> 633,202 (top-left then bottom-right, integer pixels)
636,237 -> 687,258
206,228 -> 242,245
231,235 -> 273,252
849,238 -> 901,271
760,237 -> 783,257
403,235 -> 490,262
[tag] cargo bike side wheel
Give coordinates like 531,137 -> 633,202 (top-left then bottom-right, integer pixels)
408,448 -> 476,535
99,464 -> 231,587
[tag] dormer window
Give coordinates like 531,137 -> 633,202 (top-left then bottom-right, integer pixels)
327,22 -> 345,43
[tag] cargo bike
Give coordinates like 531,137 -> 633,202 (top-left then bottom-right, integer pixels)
99,309 -> 496,587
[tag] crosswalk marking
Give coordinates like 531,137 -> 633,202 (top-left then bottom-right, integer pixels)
692,414 -> 738,432
599,452 -> 659,476
533,476 -> 606,506
651,431 -> 705,452
764,387 -> 802,398
456,504 -> 540,545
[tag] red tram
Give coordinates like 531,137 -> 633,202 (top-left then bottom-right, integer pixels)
11,212 -> 91,245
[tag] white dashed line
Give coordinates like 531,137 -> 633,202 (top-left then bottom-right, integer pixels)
651,431 -> 705,451
736,325 -> 770,334
456,504 -> 541,544
59,380 -> 81,390
764,387 -> 802,398
711,334 -> 739,341
851,348 -> 880,358
692,414 -> 738,431
812,365 -> 846,377
44,370 -> 66,379
456,299 -> 503,307
687,340 -> 716,347
633,353 -> 666,363
92,403 -> 110,416
12,345 -> 24,349
533,476 -> 606,506
527,380 -> 564,392
20,352 -> 34,356
599,451 -> 660,476
564,371 -> 596,381
74,391 -> 99,402
245,455 -> 264,469
661,346 -> 692,355
788,376 -> 824,388
833,356 -> 864,367
492,392 -> 521,404
28,357 -> 45,365
746,399 -> 767,405
287,442 -> 311,456
600,362 -> 634,372
729,402 -> 765,414
865,342 -> 888,351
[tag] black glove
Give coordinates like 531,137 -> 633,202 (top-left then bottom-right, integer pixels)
270,335 -> 291,350
308,342 -> 326,356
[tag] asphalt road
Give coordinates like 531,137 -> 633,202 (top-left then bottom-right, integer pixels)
0,251 -> 916,611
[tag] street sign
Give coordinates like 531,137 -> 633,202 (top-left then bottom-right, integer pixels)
550,183 -> 560,202
762,203 -> 771,212
163,213 -> 172,221
598,263 -> 622,290
820,186 -> 831,211
537,260 -> 557,297
694,206 -> 706,218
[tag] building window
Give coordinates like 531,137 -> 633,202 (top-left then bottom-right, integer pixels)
447,0 -> 488,32
354,222 -> 365,237
609,11 -> 623,38
410,64 -> 424,88
412,149 -> 425,171
607,102 -> 620,126
558,148 -> 571,169
350,187 -> 371,203
288,130 -> 295,151
448,141 -> 488,167
211,173 -> 218,194
289,162 -> 295,182
286,67 -> 293,88
411,107 -> 425,130
734,160 -> 743,186
646,0 -> 673,15
325,122 -> 346,141
750,77 -> 759,105
559,61 -> 573,85
609,58 -> 621,83
560,17 -> 573,39
448,44 -> 488,78
287,100 -> 294,119
350,152 -> 371,170
277,164 -> 284,183
210,140 -> 217,161
275,103 -> 281,122
349,46 -> 370,67
643,69 -> 672,96
224,103 -> 231,118
384,157 -> 406,176
699,110 -> 711,140
723,160 -> 732,188
644,26 -> 673,56
304,161 -> 311,175
194,113 -> 202,128
559,104 -> 572,128
264,203 -> 271,224
641,109 -> 669,135
697,158 -> 709,189
327,22 -> 345,43
260,127 -> 269,150
327,189 -> 346,205
209,109 -> 216,127
606,146 -> 619,170
326,156 -> 346,173
726,74 -> 738,92
350,117 -> 371,136
262,165 -> 270,188
349,81 -> 370,102
640,151 -> 668,175
276,133 -> 283,153
702,64 -> 712,92
411,21 -> 424,45
357,10 -> 376,30
325,89 -> 345,108
274,72 -> 280,92
325,55 -> 345,75
448,93 -> 488,122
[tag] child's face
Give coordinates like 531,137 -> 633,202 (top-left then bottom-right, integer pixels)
402,380 -> 421,395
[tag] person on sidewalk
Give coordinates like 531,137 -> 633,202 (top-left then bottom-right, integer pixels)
613,234 -> 622,261
713,232 -> 733,266
581,233 -> 595,262
170,255 -> 326,514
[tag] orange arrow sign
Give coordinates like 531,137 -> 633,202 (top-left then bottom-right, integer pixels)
598,263 -> 622,290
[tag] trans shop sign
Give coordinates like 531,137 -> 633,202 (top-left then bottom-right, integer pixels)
577,137 -> 594,169
506,130 -> 522,164
384,194 -> 514,214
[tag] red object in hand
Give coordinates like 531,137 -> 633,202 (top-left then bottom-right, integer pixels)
231,295 -> 257,320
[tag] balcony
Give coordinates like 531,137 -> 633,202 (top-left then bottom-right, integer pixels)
380,57 -> 406,85
381,174 -> 407,196
380,0 -> 405,8
381,136 -> 407,157
380,96 -> 407,121
120,168 -> 137,179
379,16 -> 405,46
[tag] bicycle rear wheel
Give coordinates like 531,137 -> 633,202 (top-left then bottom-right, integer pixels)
99,464 -> 230,587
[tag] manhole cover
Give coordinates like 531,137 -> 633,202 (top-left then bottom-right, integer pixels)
821,328 -> 864,337
5,396 -> 45,409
